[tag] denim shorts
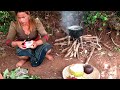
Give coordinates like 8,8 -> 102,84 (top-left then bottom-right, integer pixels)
16,43 -> 52,67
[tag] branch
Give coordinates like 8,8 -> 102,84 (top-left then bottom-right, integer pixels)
111,36 -> 120,48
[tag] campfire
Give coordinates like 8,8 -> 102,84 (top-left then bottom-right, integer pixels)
54,34 -> 102,60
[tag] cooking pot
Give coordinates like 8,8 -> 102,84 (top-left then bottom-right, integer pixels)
67,25 -> 83,39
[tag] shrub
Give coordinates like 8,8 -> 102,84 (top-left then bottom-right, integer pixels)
0,11 -> 15,34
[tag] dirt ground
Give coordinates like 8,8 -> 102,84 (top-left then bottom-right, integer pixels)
0,11 -> 120,79
0,29 -> 120,79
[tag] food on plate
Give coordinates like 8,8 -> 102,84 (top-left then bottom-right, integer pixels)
69,64 -> 84,77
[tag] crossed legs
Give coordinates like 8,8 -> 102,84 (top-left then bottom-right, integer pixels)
16,49 -> 54,67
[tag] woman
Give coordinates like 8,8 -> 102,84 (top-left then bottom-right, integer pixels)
6,11 -> 53,67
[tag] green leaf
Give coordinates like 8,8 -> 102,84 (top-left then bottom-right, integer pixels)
103,17 -> 108,21
14,67 -> 21,72
3,69 -> 10,79
10,71 -> 16,79
93,16 -> 97,19
16,75 -> 30,79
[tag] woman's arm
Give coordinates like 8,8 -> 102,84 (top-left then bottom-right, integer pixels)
6,21 -> 17,47
6,21 -> 25,49
35,18 -> 49,44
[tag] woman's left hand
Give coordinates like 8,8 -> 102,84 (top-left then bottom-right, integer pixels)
30,40 -> 38,49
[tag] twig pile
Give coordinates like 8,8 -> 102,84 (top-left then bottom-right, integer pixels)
54,35 -> 102,59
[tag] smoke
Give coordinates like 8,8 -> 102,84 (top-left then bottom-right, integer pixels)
60,11 -> 84,34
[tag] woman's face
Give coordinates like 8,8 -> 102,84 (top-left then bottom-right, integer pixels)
17,12 -> 30,25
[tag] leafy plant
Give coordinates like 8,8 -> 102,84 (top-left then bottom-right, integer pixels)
0,11 -> 15,34
83,11 -> 108,25
2,67 -> 40,79
83,11 -> 108,31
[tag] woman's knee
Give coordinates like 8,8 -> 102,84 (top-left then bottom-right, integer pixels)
18,56 -> 29,60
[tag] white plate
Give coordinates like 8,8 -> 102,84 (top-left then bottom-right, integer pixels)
62,64 -> 100,79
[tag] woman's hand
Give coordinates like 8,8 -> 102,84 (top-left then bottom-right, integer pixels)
30,40 -> 38,49
30,40 -> 43,49
17,40 -> 27,49
11,40 -> 27,49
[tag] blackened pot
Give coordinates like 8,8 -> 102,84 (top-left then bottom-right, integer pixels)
67,25 -> 83,39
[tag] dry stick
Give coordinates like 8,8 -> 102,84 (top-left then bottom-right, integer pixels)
68,36 -> 71,46
111,36 -> 120,48
96,37 -> 102,50
62,47 -> 70,53
74,39 -> 78,51
70,51 -> 74,57
82,35 -> 97,40
101,43 -> 112,51
54,42 -> 67,46
68,39 -> 77,52
77,51 -> 80,59
85,45 -> 96,65
73,42 -> 77,58
75,43 -> 81,58
70,41 -> 77,58
74,51 -> 77,58
55,36 -> 68,42
64,49 -> 72,57
80,36 -> 83,49
64,40 -> 77,57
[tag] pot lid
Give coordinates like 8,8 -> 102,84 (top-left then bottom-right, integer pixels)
67,25 -> 82,30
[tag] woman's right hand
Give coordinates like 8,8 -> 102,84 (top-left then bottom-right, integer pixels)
11,40 -> 27,49
17,40 -> 27,49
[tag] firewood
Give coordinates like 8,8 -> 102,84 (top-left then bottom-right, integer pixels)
85,45 -> 96,64
70,51 -> 74,57
68,39 -> 77,52
68,36 -> 71,46
74,40 -> 78,51
77,51 -> 80,59
101,43 -> 112,51
54,42 -> 67,46
73,51 -> 77,57
111,36 -> 120,48
64,49 -> 72,57
55,36 -> 68,42
74,43 -> 81,58
82,37 -> 97,41
75,43 -> 81,52
83,35 -> 92,37
80,36 -> 83,49
61,47 -> 70,53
